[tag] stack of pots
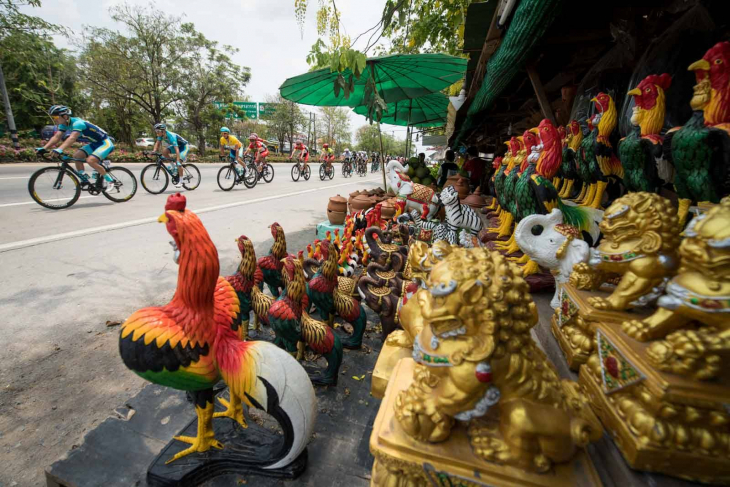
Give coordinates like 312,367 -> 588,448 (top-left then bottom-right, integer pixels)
349,190 -> 375,213
327,194 -> 347,225
443,174 -> 470,200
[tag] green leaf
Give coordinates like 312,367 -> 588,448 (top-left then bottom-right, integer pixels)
333,77 -> 341,97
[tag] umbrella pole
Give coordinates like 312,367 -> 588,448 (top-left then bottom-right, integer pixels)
378,122 -> 388,191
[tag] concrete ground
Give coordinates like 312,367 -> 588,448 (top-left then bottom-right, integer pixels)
0,162 -> 381,487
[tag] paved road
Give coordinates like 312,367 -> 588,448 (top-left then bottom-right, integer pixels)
0,161 -> 382,486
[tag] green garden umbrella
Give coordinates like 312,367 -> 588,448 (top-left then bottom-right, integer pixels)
279,53 -> 466,108
353,92 -> 448,127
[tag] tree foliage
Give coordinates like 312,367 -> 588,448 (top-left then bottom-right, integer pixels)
0,0 -> 65,41
355,123 -> 406,155
265,94 -> 307,153
319,106 -> 351,151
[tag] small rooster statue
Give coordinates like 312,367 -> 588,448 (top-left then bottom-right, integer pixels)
119,194 -> 316,467
306,240 -> 368,349
573,118 -> 598,204
225,235 -> 265,340
558,120 -> 583,198
585,92 -> 625,208
619,73 -> 672,194
257,222 -> 289,298
269,256 -> 343,386
669,41 -> 730,210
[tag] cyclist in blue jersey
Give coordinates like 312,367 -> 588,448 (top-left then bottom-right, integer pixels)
36,105 -> 114,191
152,123 -> 188,182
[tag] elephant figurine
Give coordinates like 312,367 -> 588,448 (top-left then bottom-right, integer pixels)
514,209 -> 590,308
385,160 -> 440,219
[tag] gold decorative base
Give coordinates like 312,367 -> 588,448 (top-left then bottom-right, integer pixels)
371,341 -> 412,399
370,358 -> 603,487
551,284 -> 649,371
580,323 -> 730,484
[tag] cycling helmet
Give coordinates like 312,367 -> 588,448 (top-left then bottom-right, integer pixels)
248,133 -> 258,140
323,143 -> 329,148
220,127 -> 230,133
154,123 -> 166,131
344,148 -> 350,152
48,105 -> 71,117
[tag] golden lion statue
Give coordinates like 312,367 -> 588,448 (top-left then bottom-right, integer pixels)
622,197 -> 730,380
394,247 -> 602,472
569,192 -> 682,311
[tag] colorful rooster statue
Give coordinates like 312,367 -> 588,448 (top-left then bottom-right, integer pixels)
268,256 -> 343,386
553,124 -> 567,190
573,118 -> 598,204
584,92 -> 625,208
488,137 -> 521,236
558,121 -> 583,198
306,240 -> 368,349
485,156 -> 504,211
668,41 -> 730,210
119,194 -> 316,467
619,73 -> 672,194
225,235 -> 265,339
257,222 -> 289,298
512,119 -> 602,275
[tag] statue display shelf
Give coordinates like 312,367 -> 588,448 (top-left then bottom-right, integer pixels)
551,283 -> 653,371
371,358 -> 603,487
579,197 -> 730,484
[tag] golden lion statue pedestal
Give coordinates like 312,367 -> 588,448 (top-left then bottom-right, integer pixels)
371,358 -> 603,487
551,284 -> 653,371
578,197 -> 730,484
370,246 -> 604,487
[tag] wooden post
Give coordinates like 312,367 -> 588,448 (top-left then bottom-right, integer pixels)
526,65 -> 556,124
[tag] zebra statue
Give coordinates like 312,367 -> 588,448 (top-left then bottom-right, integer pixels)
407,209 -> 456,245
440,186 -> 483,237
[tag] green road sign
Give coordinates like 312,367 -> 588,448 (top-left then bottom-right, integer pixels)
258,103 -> 277,119
213,101 -> 258,119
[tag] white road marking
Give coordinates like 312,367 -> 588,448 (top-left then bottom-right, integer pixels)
0,177 -> 381,252
0,176 -> 30,180
0,195 -> 97,208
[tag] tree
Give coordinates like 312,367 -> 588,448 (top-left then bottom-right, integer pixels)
173,36 -> 250,155
0,31 -> 85,130
319,106 -> 351,152
264,94 -> 307,154
355,123 -> 406,155
78,4 -> 200,125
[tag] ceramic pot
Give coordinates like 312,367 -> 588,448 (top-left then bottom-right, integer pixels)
463,188 -> 487,210
443,174 -> 470,200
350,194 -> 374,213
380,200 -> 396,220
327,209 -> 346,225
328,194 -> 348,213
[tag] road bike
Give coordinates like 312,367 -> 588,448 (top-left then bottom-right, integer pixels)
140,152 -> 201,194
341,158 -> 354,178
319,161 -> 335,180
249,154 -> 275,183
217,154 -> 258,191
290,158 -> 311,182
356,157 -> 367,177
29,152 -> 137,209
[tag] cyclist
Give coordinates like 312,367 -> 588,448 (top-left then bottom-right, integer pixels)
320,143 -> 335,171
290,139 -> 310,172
244,133 -> 270,176
36,105 -> 114,191
152,123 -> 188,185
343,147 -> 352,162
219,127 -> 245,176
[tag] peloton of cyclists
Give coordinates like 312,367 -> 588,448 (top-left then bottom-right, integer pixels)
36,105 -> 115,191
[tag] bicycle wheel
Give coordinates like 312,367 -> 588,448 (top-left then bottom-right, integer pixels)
328,166 -> 334,180
243,163 -> 258,189
262,163 -> 274,183
102,167 -> 137,203
291,164 -> 300,181
302,165 -> 311,180
140,164 -> 169,194
181,164 -> 201,190
217,165 -> 236,191
28,166 -> 81,210
319,164 -> 326,181
341,163 -> 348,178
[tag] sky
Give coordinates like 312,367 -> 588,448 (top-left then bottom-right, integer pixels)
22,0 -> 429,154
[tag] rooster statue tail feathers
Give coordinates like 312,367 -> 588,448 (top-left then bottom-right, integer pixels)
216,334 -> 317,469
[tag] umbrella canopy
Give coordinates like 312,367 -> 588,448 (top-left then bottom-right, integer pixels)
353,92 -> 448,127
279,53 -> 466,108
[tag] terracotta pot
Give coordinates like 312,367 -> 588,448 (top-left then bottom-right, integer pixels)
380,200 -> 396,220
443,174 -> 470,200
463,188 -> 487,210
350,194 -> 374,213
327,209 -> 346,225
328,194 -> 348,213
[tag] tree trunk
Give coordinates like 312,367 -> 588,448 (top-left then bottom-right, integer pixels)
198,133 -> 206,156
